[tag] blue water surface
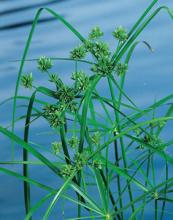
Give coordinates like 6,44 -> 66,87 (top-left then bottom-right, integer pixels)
1,0 -> 173,219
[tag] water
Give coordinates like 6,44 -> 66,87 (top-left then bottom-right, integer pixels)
1,0 -> 173,219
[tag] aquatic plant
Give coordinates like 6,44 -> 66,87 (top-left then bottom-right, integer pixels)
1,1 -> 173,219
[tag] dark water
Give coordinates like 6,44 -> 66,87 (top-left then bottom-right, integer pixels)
1,0 -> 173,219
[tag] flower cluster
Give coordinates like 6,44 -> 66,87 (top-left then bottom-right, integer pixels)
49,73 -> 63,88
152,191 -> 159,200
71,71 -> 89,91
89,26 -> 103,40
38,56 -> 53,72
55,85 -> 76,104
93,41 -> 110,59
73,152 -> 88,170
112,26 -> 128,42
51,141 -> 62,155
70,45 -> 86,60
68,135 -> 79,149
91,57 -> 114,76
60,164 -> 74,177
115,62 -> 128,76
43,104 -> 65,128
84,39 -> 94,52
21,72 -> 33,89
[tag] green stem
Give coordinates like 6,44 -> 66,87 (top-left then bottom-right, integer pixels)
141,149 -> 151,220
155,199 -> 158,220
160,161 -> 168,220
108,77 -> 135,217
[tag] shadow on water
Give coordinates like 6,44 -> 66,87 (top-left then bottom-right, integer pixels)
0,0 -> 68,16
0,0 -> 68,31
0,17 -> 61,31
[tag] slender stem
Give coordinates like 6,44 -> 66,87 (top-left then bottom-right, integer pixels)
141,149 -> 151,220
155,199 -> 158,220
160,161 -> 168,220
107,78 -> 123,219
100,170 -> 121,220
108,77 -> 135,217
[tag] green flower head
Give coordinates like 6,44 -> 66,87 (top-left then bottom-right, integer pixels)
115,63 -> 128,76
51,141 -> 62,155
71,71 -> 89,91
43,104 -> 65,128
89,26 -> 104,39
93,41 -> 111,59
21,72 -> 33,89
84,39 -> 94,52
67,101 -> 78,113
91,57 -> 114,76
56,85 -> 75,103
49,73 -> 63,87
70,45 -> 86,60
68,135 -> 79,149
61,164 -> 75,177
152,191 -> 159,200
113,26 -> 128,42
38,56 -> 53,72
74,152 -> 88,170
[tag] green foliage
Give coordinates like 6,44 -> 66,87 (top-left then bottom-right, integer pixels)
68,135 -> 79,149
71,71 -> 89,91
89,26 -> 104,39
37,56 -> 53,72
70,45 -> 87,60
112,26 -> 128,42
43,104 -> 65,127
51,141 -> 62,155
21,73 -> 33,89
115,62 -> 128,76
2,2 -> 173,220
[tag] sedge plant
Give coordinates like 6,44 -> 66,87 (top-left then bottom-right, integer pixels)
1,0 -> 173,219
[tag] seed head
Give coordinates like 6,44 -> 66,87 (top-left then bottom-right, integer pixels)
113,26 -> 128,42
38,56 -> 53,72
93,41 -> 111,59
51,141 -> 62,155
61,164 -> 74,177
152,191 -> 159,200
70,45 -> 86,60
89,26 -> 104,39
84,39 -> 95,52
49,73 -> 63,88
72,71 -> 89,91
21,72 -> 33,89
55,85 -> 75,103
67,101 -> 78,113
68,136 -> 79,149
91,57 -> 114,76
43,104 -> 65,128
74,152 -> 88,170
115,63 -> 128,76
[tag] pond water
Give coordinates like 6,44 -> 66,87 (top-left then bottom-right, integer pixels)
1,0 -> 173,219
